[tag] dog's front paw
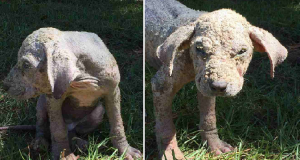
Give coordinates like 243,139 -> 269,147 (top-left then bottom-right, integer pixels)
208,139 -> 234,155
61,153 -> 79,160
52,142 -> 72,160
31,137 -> 49,152
121,146 -> 142,160
160,147 -> 185,160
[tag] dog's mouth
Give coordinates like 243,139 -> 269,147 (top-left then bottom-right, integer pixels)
196,77 -> 241,97
5,85 -> 38,100
207,89 -> 230,97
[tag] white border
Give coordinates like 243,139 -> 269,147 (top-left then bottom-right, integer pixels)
142,0 -> 146,159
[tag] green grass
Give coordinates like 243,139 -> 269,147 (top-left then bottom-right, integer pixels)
0,0 -> 142,159
146,0 -> 300,159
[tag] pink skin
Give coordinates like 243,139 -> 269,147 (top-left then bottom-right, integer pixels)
197,92 -> 234,155
152,52 -> 194,159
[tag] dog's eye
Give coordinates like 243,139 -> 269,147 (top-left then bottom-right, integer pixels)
22,61 -> 31,69
237,48 -> 247,55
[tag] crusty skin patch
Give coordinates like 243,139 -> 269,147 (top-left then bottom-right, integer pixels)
190,9 -> 253,97
157,9 -> 287,97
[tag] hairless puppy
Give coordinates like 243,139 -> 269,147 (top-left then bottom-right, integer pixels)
2,27 -> 142,160
146,0 -> 287,159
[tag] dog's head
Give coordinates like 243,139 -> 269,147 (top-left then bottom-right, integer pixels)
3,28 -> 78,99
157,9 -> 287,97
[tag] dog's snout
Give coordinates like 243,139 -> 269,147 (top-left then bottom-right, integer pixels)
210,81 -> 227,92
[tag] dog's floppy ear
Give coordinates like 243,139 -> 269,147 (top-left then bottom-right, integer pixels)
156,23 -> 195,76
44,43 -> 78,99
249,26 -> 288,78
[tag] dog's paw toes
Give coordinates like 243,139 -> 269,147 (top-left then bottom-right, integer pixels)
123,146 -> 142,160
61,153 -> 79,160
160,147 -> 185,160
31,137 -> 49,152
210,140 -> 234,155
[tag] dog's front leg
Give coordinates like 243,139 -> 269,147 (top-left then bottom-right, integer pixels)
104,86 -> 142,160
46,95 -> 75,160
197,91 -> 234,155
31,95 -> 50,152
152,64 -> 194,160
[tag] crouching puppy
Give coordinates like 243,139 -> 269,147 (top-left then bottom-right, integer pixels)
146,2 -> 287,159
3,28 -> 142,160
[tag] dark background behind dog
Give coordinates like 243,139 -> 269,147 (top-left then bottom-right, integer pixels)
0,0 -> 143,159
145,0 -> 299,159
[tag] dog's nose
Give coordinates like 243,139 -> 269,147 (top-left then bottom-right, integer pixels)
210,81 -> 227,92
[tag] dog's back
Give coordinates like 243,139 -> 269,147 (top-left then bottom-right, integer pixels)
145,0 -> 206,69
63,31 -> 120,84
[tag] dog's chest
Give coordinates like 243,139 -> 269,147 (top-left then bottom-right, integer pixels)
67,81 -> 103,107
62,81 -> 103,124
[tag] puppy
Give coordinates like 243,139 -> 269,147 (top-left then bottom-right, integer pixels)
146,1 -> 287,159
3,28 -> 142,160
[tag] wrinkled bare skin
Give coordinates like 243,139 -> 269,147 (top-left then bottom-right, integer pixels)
146,0 -> 287,159
3,28 -> 142,160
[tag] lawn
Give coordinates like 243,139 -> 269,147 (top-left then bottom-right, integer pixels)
0,0 -> 143,159
145,0 -> 300,159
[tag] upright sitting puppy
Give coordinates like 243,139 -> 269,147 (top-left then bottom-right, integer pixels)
3,28 -> 142,160
146,0 -> 287,159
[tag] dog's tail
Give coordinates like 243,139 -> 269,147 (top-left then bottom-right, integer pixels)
0,125 -> 35,130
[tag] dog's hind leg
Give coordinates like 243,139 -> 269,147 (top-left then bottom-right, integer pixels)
69,101 -> 105,151
74,101 -> 105,135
